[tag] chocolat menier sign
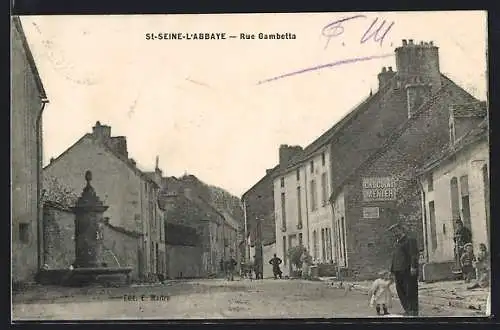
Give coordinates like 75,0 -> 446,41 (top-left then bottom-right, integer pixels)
362,177 -> 397,201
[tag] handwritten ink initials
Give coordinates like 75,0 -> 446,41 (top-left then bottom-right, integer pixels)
321,15 -> 366,50
321,15 -> 395,49
360,17 -> 395,46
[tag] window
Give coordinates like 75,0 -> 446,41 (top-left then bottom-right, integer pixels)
280,177 -> 285,188
321,228 -> 326,261
310,180 -> 317,211
283,236 -> 287,265
427,174 -> 434,192
442,223 -> 447,235
19,223 -> 29,243
310,160 -> 314,174
428,201 -> 437,251
298,233 -> 303,246
321,172 -> 328,206
326,228 -> 332,261
321,152 -> 326,166
281,192 -> 286,231
313,230 -> 318,259
460,175 -> 472,230
340,216 -> 347,266
297,186 -> 303,228
296,168 -> 300,181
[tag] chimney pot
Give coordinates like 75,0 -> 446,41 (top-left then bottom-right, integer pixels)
402,39 -> 407,46
388,66 -> 393,72
429,41 -> 434,46
420,41 -> 424,45
382,67 -> 387,73
409,39 -> 414,45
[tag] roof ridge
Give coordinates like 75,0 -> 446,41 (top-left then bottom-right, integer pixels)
282,74 -> 401,172
329,80 -> 453,201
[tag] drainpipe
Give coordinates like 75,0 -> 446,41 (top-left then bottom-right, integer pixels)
36,98 -> 49,270
417,179 -> 430,262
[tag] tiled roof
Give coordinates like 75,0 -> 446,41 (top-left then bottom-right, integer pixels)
241,165 -> 279,200
419,117 -> 488,174
276,74 -> 401,176
329,74 -> 479,201
451,101 -> 487,118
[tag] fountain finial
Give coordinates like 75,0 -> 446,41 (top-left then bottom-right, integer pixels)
85,170 -> 92,186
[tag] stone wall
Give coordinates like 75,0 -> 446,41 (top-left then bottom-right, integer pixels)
42,202 -> 75,269
340,80 -> 478,280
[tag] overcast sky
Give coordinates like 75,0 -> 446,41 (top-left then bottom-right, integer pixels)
20,11 -> 487,197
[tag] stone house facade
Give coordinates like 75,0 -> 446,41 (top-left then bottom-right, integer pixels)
242,166 -> 278,275
329,42 -> 481,279
417,103 -> 488,281
11,16 -> 49,284
42,121 -> 166,280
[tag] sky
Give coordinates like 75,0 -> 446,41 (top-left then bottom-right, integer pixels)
20,11 -> 487,197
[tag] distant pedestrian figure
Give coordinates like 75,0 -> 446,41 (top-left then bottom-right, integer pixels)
368,270 -> 394,316
269,254 -> 283,279
388,222 -> 419,316
460,243 -> 476,283
225,256 -> 237,281
301,249 -> 312,279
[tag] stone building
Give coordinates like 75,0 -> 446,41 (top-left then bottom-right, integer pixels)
11,16 -> 49,284
159,175 -> 236,278
417,102 -> 488,281
241,166 -> 278,277
328,41 -> 481,280
42,121 -> 166,280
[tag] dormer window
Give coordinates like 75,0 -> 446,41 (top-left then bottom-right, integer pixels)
449,122 -> 456,144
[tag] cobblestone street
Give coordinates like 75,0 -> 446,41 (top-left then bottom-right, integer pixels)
12,279 -> 485,320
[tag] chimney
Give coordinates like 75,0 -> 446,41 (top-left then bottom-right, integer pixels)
92,121 -> 111,142
279,144 -> 303,167
49,157 -> 55,164
402,39 -> 407,46
378,66 -> 396,90
405,80 -> 432,118
395,39 -> 441,93
109,136 -> 128,158
129,158 -> 137,166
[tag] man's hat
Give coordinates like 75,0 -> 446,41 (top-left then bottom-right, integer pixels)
464,243 -> 473,249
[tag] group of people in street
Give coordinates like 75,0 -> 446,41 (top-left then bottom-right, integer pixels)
367,218 -> 490,317
454,219 -> 490,289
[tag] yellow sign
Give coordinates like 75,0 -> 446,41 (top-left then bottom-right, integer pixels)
362,177 -> 396,201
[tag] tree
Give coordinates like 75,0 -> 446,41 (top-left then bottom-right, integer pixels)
287,245 -> 306,270
41,176 -> 79,208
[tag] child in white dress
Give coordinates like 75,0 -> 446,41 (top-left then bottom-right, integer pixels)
368,270 -> 394,316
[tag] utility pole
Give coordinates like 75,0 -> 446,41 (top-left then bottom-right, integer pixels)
243,199 -> 248,262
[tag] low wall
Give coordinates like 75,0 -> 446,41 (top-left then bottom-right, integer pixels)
42,202 -> 75,269
422,261 -> 459,282
102,226 -> 141,281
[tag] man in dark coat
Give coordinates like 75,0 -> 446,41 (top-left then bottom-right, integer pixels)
269,254 -> 283,279
388,222 -> 420,316
225,256 -> 237,281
